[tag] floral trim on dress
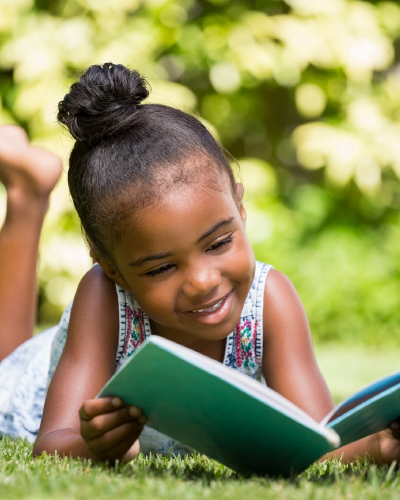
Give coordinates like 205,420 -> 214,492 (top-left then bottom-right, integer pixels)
123,306 -> 145,357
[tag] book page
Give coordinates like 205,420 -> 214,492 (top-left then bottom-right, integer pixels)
322,369 -> 400,426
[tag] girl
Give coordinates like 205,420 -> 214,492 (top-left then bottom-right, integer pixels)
0,63 -> 398,467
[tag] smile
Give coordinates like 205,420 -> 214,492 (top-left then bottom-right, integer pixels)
190,296 -> 226,313
183,291 -> 234,326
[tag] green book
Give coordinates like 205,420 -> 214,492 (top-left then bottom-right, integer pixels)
324,371 -> 400,446
98,336 -> 400,476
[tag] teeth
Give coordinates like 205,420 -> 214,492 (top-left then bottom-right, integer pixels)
192,297 -> 224,313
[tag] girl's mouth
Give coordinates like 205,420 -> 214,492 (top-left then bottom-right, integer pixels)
184,291 -> 233,325
190,296 -> 226,313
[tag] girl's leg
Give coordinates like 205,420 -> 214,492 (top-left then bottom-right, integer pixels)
0,125 -> 62,362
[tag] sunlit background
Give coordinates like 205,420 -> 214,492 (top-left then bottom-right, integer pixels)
2,0 -> 400,371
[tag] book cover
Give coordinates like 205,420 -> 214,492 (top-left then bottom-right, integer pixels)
325,372 -> 400,446
98,336 -> 338,476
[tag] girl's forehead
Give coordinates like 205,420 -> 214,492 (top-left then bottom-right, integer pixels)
117,183 -> 240,253
141,182 -> 236,226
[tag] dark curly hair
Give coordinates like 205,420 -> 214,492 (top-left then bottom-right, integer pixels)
58,63 -> 237,259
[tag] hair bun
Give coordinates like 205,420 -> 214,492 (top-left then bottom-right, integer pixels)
57,63 -> 150,144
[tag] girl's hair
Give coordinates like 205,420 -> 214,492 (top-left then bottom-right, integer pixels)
57,63 -> 236,259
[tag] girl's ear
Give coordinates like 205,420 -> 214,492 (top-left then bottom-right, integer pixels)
88,242 -> 131,290
89,249 -> 99,264
235,182 -> 244,202
235,182 -> 247,225
96,258 -> 132,292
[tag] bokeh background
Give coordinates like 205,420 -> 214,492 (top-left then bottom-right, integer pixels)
1,0 -> 400,354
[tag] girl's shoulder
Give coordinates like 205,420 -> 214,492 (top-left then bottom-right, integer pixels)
47,265 -> 119,385
262,267 -> 303,314
261,266 -> 314,368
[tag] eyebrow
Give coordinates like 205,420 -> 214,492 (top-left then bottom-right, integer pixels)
129,216 -> 235,267
197,217 -> 234,243
129,252 -> 173,267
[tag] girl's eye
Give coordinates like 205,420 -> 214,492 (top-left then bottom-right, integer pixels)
207,235 -> 233,252
146,264 -> 175,277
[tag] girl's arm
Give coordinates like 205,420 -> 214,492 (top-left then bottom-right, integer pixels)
262,270 -> 400,465
262,269 -> 334,421
33,266 -> 146,462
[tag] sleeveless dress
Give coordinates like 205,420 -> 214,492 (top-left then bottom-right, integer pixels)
0,262 -> 272,455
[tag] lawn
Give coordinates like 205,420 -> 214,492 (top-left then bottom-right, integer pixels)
315,343 -> 400,404
1,343 -> 400,499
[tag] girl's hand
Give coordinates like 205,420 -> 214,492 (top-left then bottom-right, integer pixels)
374,420 -> 400,464
79,397 -> 147,462
326,420 -> 400,465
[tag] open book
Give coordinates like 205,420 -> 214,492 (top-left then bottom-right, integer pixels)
98,336 -> 400,476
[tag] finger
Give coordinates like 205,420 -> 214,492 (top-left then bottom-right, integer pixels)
81,405 -> 145,440
390,420 -> 400,431
96,436 -> 140,463
88,420 -> 145,457
79,397 -> 125,420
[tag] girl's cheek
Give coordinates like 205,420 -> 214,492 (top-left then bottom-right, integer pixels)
230,238 -> 255,276
139,282 -> 175,313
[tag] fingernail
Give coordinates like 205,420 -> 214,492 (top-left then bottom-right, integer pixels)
111,397 -> 122,407
138,415 -> 147,425
129,406 -> 141,417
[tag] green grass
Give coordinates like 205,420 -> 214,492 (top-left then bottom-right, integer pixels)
315,344 -> 400,404
1,438 -> 400,499
2,343 -> 400,498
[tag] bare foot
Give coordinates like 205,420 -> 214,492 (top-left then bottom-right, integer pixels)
0,125 -> 62,200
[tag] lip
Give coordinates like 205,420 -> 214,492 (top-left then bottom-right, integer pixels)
183,290 -> 233,325
186,293 -> 230,313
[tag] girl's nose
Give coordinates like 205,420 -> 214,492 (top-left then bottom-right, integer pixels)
182,267 -> 222,297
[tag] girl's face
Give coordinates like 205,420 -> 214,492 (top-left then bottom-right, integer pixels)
103,177 -> 255,346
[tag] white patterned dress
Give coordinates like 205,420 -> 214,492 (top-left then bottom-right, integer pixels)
0,262 -> 272,455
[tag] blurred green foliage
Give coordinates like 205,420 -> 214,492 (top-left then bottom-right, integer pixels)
1,0 -> 400,343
